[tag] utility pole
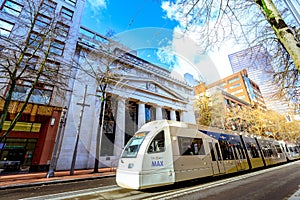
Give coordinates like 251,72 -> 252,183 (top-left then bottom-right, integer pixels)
46,106 -> 68,178
70,85 -> 90,175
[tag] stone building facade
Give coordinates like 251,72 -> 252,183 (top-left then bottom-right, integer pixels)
56,28 -> 196,169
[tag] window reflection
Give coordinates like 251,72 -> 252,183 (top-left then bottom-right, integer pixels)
10,84 -> 53,105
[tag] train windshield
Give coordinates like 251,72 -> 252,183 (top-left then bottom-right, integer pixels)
121,132 -> 148,158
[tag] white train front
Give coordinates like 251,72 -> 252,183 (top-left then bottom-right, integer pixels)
116,120 -> 299,190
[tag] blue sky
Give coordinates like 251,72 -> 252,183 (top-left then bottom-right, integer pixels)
81,0 -> 178,36
81,0 -> 233,84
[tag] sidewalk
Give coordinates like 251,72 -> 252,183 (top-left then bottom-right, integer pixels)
0,168 -> 116,190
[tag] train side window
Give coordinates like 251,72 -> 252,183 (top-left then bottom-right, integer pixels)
147,131 -> 165,153
178,137 -> 205,156
219,141 -> 234,160
215,143 -> 222,161
236,144 -> 246,159
209,142 -> 216,161
232,146 -> 239,159
248,143 -> 260,158
275,145 -> 282,153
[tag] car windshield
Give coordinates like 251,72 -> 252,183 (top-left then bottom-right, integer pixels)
121,132 -> 148,158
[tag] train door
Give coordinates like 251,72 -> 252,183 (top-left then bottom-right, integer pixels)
142,129 -> 175,187
209,141 -> 225,175
0,148 -> 24,172
232,145 -> 245,171
234,143 -> 249,170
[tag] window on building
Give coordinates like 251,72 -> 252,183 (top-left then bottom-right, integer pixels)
79,27 -> 95,38
229,83 -> 241,89
145,105 -> 155,123
1,0 -> 23,17
65,0 -> 76,6
10,81 -> 53,105
30,88 -> 52,104
228,77 -> 240,84
0,19 -> 14,37
35,14 -> 51,28
162,108 -> 170,120
41,0 -> 57,14
43,60 -> 59,76
61,7 -> 73,20
178,137 -> 205,156
232,89 -> 243,95
0,138 -> 37,167
175,111 -> 180,121
20,54 -> 39,70
29,32 -> 43,48
50,40 -> 65,56
55,22 -> 69,38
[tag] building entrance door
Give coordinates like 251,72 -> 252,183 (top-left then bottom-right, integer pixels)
0,148 -> 25,172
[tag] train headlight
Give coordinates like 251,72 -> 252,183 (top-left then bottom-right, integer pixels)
128,163 -> 134,168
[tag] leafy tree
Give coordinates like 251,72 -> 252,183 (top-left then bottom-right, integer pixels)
164,0 -> 300,102
195,90 -> 226,128
226,106 -> 300,140
0,0 -> 72,142
195,93 -> 211,126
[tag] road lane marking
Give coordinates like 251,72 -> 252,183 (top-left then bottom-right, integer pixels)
20,185 -> 120,200
20,161 -> 299,200
145,161 -> 299,200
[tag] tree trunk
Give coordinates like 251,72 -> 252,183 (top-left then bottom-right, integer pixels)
94,95 -> 106,173
255,0 -> 300,71
0,80 -> 16,139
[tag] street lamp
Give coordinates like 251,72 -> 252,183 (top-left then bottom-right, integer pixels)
46,106 -> 68,178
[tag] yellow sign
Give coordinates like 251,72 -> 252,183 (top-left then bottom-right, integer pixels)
2,121 -> 41,133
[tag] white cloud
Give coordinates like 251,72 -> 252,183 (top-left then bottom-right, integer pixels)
161,1 -> 180,21
160,0 -> 252,83
154,28 -> 221,84
156,43 -> 176,66
87,0 -> 107,14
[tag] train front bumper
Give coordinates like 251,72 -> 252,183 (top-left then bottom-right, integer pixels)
116,169 -> 141,190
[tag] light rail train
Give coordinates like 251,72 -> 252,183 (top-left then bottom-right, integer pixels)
116,120 -> 300,190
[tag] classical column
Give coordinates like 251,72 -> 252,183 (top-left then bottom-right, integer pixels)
180,111 -> 184,122
138,102 -> 146,129
156,106 -> 163,120
114,97 -> 126,157
170,110 -> 176,121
